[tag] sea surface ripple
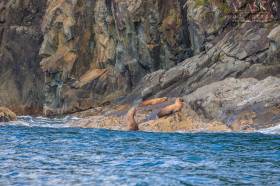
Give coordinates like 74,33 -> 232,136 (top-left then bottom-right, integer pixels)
0,117 -> 279,186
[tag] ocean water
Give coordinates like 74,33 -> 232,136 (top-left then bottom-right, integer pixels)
0,117 -> 279,186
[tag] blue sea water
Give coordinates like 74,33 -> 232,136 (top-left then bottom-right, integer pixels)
0,117 -> 279,186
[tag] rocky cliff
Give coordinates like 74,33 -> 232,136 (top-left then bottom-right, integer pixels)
1,0 -> 280,131
0,0 -> 46,115
40,0 -> 192,115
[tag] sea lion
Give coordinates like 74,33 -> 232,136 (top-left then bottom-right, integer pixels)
140,97 -> 168,107
126,106 -> 139,131
157,98 -> 184,118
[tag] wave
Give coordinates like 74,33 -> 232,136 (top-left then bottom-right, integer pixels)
0,116 -> 80,128
3,116 -> 280,134
258,124 -> 280,135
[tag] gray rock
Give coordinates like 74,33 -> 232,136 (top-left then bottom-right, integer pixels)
184,77 -> 280,130
268,25 -> 280,63
0,0 -> 45,115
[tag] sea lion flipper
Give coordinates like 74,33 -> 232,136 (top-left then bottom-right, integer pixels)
126,107 -> 139,131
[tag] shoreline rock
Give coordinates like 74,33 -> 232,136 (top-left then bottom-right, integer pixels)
0,107 -> 17,122
0,0 -> 279,122
68,77 -> 280,133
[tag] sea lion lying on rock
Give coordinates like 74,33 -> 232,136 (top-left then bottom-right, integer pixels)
157,98 -> 184,118
126,106 -> 139,131
140,97 -> 168,107
0,107 -> 17,122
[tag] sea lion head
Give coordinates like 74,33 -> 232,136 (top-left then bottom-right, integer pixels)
176,98 -> 184,102
163,97 -> 169,101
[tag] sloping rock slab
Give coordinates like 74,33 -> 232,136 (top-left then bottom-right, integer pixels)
184,77 -> 280,130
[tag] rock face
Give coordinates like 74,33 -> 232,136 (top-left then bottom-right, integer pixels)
129,20 -> 280,100
0,0 -> 46,115
0,0 -> 280,132
184,77 -> 280,131
268,25 -> 280,61
39,0 -> 280,115
0,107 -> 16,122
40,0 -> 191,115
69,76 -> 280,132
187,0 -> 280,54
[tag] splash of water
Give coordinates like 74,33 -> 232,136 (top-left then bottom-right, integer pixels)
1,116 -> 279,135
258,124 -> 280,135
4,116 -> 80,128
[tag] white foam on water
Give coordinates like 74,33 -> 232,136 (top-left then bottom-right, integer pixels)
5,115 -> 81,128
258,124 -> 280,135
1,120 -> 31,127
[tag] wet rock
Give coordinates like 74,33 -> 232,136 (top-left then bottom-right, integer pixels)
0,107 -> 16,122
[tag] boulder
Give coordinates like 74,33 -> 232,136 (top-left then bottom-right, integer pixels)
0,107 -> 17,122
184,77 -> 280,131
268,25 -> 280,47
268,25 -> 280,62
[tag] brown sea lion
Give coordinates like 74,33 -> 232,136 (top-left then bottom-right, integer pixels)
126,106 -> 139,131
157,98 -> 184,118
140,97 -> 168,107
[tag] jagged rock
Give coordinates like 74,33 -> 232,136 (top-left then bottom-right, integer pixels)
187,0 -> 280,54
0,107 -> 16,122
70,77 -> 280,132
184,77 -> 280,131
40,0 -> 191,115
128,20 -> 279,101
0,0 -> 45,115
186,0 -> 231,54
268,25 -> 280,62
269,25 -> 280,46
0,0 -> 280,119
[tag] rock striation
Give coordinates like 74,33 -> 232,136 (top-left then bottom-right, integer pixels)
184,77 -> 280,131
0,0 -> 280,132
40,0 -> 191,115
0,0 -> 46,115
69,76 -> 280,132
